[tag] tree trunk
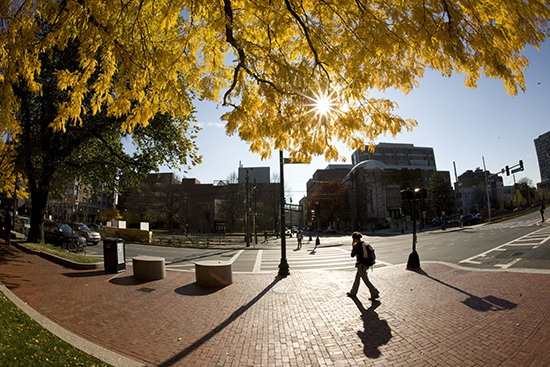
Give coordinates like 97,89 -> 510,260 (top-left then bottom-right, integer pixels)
27,183 -> 49,244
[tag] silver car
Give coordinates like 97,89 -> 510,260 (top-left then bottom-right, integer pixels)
14,216 -> 31,239
71,222 -> 102,246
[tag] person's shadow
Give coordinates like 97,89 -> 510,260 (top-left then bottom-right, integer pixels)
351,298 -> 392,358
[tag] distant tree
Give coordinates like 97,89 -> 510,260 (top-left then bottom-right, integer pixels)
308,179 -> 350,229
426,172 -> 454,218
219,183 -> 245,232
515,178 -> 536,207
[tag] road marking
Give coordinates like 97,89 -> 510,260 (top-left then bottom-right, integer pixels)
253,250 -> 263,273
228,249 -> 244,264
495,258 -> 522,269
460,259 -> 482,265
459,227 -> 549,266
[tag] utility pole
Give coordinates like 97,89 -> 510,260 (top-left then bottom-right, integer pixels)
482,156 -> 491,222
453,161 -> 460,215
245,169 -> 250,247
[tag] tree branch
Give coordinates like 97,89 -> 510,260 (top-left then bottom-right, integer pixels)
283,0 -> 331,81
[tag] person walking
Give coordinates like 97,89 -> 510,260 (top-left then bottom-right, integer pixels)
3,211 -> 12,246
296,229 -> 303,250
541,200 -> 546,223
347,231 -> 379,300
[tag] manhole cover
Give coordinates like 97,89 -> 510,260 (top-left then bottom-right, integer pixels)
138,287 -> 156,293
272,286 -> 299,294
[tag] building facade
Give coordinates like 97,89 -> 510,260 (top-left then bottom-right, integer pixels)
534,130 -> 550,196
48,180 -> 116,224
306,164 -> 353,197
238,166 -> 270,184
352,142 -> 436,171
454,168 -> 504,215
343,160 -> 451,230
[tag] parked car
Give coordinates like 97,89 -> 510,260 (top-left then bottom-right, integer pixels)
88,223 -> 102,231
70,222 -> 101,246
43,221 -> 86,251
14,216 -> 31,239
462,214 -> 480,226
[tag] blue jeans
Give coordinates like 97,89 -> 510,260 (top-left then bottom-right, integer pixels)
350,263 -> 379,297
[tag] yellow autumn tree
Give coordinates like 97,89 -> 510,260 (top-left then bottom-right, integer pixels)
1,0 -> 549,165
0,131 -> 28,202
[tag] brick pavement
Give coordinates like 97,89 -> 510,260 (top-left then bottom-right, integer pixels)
1,243 -> 550,366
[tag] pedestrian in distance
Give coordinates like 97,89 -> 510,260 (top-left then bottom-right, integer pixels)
296,229 -> 303,250
541,200 -> 546,223
3,211 -> 12,246
347,231 -> 379,301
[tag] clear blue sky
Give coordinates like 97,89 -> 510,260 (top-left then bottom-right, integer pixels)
158,42 -> 550,203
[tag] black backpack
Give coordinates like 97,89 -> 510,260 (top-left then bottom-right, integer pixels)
361,242 -> 376,268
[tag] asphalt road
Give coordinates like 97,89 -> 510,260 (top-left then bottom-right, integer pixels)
85,211 -> 550,272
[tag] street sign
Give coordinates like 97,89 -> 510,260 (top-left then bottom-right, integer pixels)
511,167 -> 522,174
283,157 -> 311,164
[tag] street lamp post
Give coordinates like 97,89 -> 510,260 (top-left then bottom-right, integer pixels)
401,187 -> 427,271
278,150 -> 290,277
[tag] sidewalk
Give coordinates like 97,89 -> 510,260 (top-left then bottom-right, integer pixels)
1,243 -> 550,367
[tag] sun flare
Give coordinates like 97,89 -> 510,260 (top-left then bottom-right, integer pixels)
315,95 -> 333,116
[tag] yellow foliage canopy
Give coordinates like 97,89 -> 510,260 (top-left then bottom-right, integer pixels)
0,132 -> 28,200
1,0 -> 548,163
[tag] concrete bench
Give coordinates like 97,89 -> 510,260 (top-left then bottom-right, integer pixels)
195,261 -> 233,287
132,256 -> 166,281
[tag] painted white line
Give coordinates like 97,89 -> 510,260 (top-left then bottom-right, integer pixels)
253,250 -> 263,273
459,227 -> 547,264
495,258 -> 522,269
228,249 -> 244,264
460,259 -> 482,264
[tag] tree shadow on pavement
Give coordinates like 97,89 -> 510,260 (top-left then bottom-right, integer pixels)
159,276 -> 283,367
0,244 -> 35,290
175,282 -> 227,296
109,275 -> 155,286
351,297 -> 392,359
417,269 -> 517,312
62,270 -> 110,278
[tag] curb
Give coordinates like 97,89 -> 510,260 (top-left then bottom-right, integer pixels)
0,283 -> 144,367
13,242 -> 104,270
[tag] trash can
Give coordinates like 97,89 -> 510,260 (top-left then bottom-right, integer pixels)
103,238 -> 125,273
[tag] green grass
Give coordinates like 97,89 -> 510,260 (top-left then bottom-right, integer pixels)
21,242 -> 103,263
0,292 -> 111,366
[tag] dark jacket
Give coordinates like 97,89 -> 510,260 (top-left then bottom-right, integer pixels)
351,240 -> 367,267
3,213 -> 12,232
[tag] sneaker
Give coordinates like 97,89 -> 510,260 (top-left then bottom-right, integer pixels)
346,292 -> 356,298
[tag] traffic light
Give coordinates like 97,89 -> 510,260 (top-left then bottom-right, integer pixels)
505,165 -> 510,176
401,188 -> 413,201
415,187 -> 427,200
519,160 -> 524,171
